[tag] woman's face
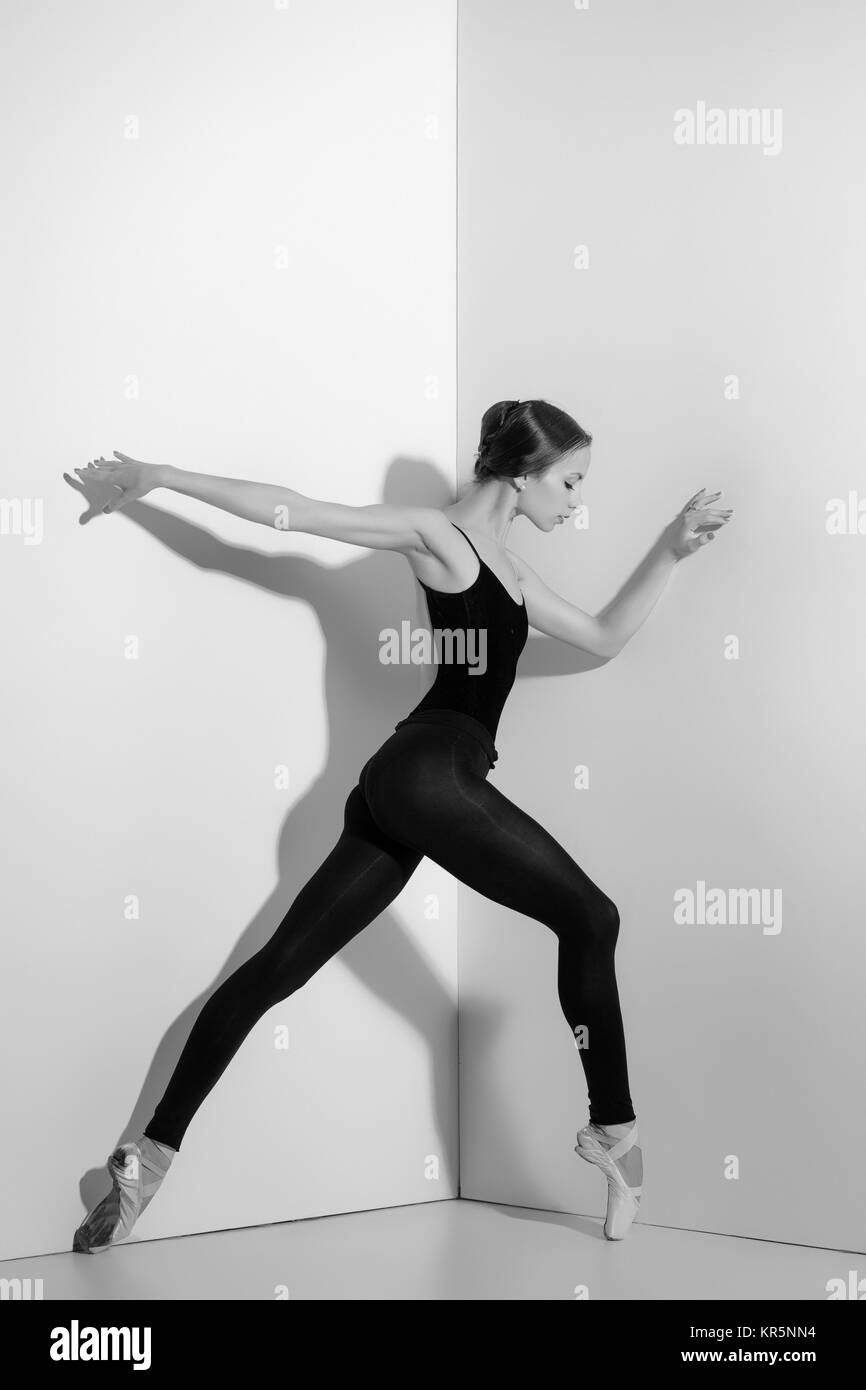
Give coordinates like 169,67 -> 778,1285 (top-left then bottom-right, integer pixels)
520,449 -> 591,530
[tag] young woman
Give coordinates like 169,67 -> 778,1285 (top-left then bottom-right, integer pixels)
72,398 -> 732,1250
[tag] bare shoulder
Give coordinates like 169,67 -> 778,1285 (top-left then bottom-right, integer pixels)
404,508 -> 475,591
409,506 -> 456,551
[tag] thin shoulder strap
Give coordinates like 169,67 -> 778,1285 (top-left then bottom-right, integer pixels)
450,521 -> 482,562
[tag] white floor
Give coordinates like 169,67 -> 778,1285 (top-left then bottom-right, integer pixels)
1,1200 -> 854,1300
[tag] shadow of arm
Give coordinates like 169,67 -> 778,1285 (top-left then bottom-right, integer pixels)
106,495 -> 311,598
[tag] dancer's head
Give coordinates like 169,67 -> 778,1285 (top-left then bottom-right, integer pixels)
472,399 -> 592,530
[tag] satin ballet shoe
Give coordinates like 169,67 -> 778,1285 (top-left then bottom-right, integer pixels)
73,1138 -> 173,1254
574,1119 -> 642,1240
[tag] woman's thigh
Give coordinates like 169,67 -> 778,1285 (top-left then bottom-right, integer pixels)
361,725 -> 617,935
251,780 -> 424,997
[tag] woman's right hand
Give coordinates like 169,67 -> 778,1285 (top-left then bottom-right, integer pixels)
74,452 -> 165,513
662,488 -> 733,561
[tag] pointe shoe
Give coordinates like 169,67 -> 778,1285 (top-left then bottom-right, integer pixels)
73,1138 -> 172,1254
574,1120 -> 642,1240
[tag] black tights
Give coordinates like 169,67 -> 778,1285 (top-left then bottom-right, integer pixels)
144,718 -> 635,1150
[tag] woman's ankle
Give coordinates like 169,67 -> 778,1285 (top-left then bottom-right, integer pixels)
140,1135 -> 176,1161
595,1118 -> 637,1136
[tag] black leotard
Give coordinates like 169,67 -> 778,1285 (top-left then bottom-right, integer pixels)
394,522 -> 529,768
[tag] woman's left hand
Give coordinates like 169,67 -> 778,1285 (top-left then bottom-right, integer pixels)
662,488 -> 734,561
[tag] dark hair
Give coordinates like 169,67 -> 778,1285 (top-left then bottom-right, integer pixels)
473,399 -> 592,484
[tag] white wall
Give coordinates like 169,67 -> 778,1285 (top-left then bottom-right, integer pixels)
457,0 -> 866,1252
0,0 -> 457,1260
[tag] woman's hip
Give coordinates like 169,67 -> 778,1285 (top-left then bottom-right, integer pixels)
358,709 -> 495,810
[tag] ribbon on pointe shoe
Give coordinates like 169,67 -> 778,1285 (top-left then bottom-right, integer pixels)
574,1120 -> 642,1240
73,1137 -> 174,1254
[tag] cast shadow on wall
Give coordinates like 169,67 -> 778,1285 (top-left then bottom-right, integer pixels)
65,456 -> 605,1234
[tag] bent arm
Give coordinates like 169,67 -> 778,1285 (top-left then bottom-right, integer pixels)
157,465 -> 445,554
509,537 -> 677,659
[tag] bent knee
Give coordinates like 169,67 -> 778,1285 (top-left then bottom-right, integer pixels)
600,894 -> 620,935
580,891 -> 621,946
551,888 -> 620,946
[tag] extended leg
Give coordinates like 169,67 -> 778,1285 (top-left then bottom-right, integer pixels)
143,785 -> 422,1151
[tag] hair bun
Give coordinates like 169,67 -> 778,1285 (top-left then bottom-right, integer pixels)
474,401 -> 523,478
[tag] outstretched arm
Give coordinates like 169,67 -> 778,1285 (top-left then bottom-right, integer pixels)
509,488 -> 732,659
74,451 -> 450,555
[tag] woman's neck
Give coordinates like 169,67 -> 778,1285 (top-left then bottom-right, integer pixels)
445,481 -> 520,546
